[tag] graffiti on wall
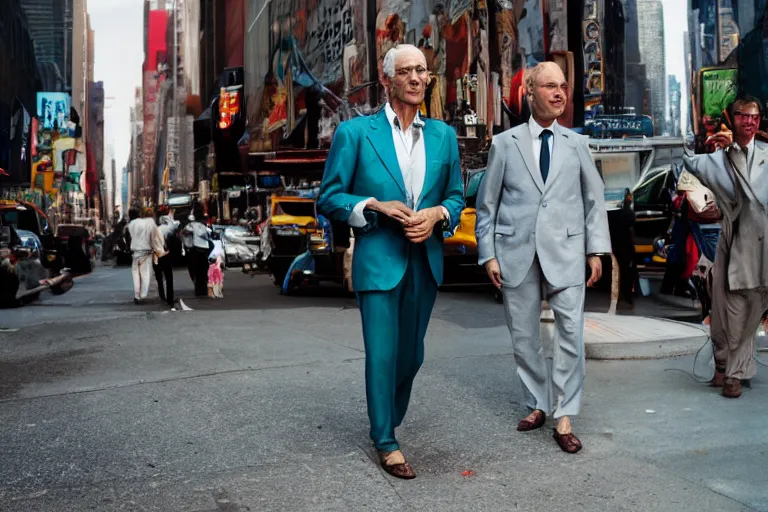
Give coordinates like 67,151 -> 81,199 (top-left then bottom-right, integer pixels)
546,0 -> 567,53
253,0 -> 551,151
306,0 -> 356,82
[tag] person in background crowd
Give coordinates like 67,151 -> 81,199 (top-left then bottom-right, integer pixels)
128,207 -> 157,304
183,208 -> 212,297
153,213 -> 180,309
683,95 -> 768,398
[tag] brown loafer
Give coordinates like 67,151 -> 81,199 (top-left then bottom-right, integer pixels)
723,377 -> 742,398
553,428 -> 583,453
378,450 -> 416,480
711,365 -> 726,388
517,409 -> 546,432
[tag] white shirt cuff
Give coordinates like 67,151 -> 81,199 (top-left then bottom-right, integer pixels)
439,206 -> 450,224
348,197 -> 375,228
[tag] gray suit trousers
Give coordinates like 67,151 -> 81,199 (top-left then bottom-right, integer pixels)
710,236 -> 768,379
502,257 -> 586,418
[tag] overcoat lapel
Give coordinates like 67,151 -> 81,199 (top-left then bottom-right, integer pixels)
366,110 -> 407,197
512,128 -> 544,193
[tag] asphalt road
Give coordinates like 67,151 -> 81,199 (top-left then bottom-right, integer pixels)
0,265 -> 765,511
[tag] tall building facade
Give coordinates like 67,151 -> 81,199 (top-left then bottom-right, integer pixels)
602,0 -> 627,113
667,75 -> 682,136
623,0 -> 646,116
71,0 -> 90,136
19,0 -> 69,92
637,0 -> 666,135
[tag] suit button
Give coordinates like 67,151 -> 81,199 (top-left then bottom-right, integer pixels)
345,204 -> 351,211
542,202 -> 548,208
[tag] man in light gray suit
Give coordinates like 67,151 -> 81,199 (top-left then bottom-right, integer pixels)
683,96 -> 768,399
475,62 -> 611,453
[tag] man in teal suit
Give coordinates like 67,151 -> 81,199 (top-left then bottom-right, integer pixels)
318,44 -> 464,479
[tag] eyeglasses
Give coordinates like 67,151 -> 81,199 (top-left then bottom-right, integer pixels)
395,66 -> 428,78
734,111 -> 761,123
538,82 -> 569,93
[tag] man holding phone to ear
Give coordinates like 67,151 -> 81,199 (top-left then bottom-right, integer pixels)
475,62 -> 611,453
684,95 -> 768,399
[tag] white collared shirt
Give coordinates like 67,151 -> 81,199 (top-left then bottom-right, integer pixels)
529,117 -> 557,172
746,138 -> 762,184
349,103 -> 447,228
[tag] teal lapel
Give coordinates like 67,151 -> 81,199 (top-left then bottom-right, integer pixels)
366,110 -> 407,197
419,119 -> 445,207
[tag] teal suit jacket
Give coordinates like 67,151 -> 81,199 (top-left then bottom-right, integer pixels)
317,109 -> 465,292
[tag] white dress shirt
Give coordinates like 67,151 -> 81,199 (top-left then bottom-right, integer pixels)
529,117 -> 557,172
349,103 -> 448,228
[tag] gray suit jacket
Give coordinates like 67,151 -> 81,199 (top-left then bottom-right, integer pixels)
683,142 -> 768,291
476,122 -> 611,288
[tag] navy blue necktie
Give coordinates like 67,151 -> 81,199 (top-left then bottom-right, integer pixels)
539,129 -> 553,183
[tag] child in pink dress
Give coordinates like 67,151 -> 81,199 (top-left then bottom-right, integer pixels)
208,253 -> 224,298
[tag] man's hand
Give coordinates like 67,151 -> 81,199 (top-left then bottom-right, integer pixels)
484,258 -> 503,289
404,207 -> 444,243
706,131 -> 733,151
368,200 -> 415,225
586,256 -> 602,287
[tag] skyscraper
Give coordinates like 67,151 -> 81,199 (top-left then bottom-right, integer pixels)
623,0 -> 646,116
668,75 -> 682,136
19,0 -> 69,91
637,0 -> 666,135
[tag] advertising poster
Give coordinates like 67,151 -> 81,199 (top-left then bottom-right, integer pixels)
700,68 -> 738,118
36,92 -> 71,133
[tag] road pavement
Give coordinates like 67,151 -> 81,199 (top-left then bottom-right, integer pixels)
0,265 -> 766,511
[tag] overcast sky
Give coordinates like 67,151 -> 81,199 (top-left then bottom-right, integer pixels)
88,0 -> 690,177
661,0 -> 688,132
89,0 -> 144,181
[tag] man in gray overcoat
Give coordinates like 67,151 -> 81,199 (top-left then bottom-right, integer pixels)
684,96 -> 768,398
475,62 -> 611,453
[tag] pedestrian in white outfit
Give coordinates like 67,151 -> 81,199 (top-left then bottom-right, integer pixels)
127,208 -> 157,303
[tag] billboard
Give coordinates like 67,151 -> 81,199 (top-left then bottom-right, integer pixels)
36,92 -> 72,133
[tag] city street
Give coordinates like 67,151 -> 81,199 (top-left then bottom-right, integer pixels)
0,267 -> 766,511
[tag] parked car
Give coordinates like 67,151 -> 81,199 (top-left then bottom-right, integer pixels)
212,224 -> 261,268
0,199 -> 61,272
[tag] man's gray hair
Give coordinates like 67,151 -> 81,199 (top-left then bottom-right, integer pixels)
382,44 -> 423,78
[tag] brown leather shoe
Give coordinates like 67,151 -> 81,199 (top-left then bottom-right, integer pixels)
517,409 -> 546,432
711,368 -> 725,387
723,377 -> 742,398
711,361 -> 726,387
377,450 -> 416,480
553,428 -> 583,454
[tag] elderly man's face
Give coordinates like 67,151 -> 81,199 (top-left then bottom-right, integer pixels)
384,49 -> 428,106
528,63 -> 568,123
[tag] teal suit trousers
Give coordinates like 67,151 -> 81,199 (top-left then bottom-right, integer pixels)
357,243 -> 438,452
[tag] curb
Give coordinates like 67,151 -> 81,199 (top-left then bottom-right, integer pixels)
576,313 -> 710,361
586,334 -> 709,360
